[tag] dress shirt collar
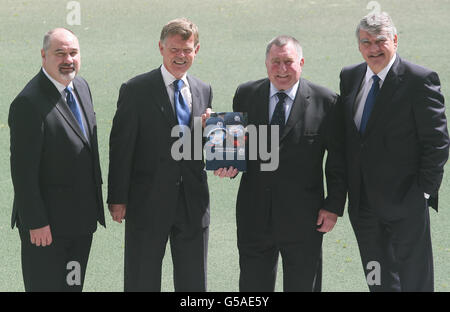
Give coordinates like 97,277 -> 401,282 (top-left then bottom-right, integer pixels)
160,64 -> 189,89
42,67 -> 74,94
364,53 -> 397,84
269,79 -> 300,100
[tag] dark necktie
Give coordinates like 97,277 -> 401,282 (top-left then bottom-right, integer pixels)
271,92 -> 287,135
174,79 -> 191,127
360,75 -> 380,134
64,86 -> 87,138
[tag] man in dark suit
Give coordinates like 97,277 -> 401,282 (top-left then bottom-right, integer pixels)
107,18 -> 212,291
218,35 -> 346,291
8,28 -> 105,291
339,12 -> 449,291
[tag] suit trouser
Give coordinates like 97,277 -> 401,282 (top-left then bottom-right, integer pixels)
124,186 -> 209,292
238,230 -> 323,292
350,186 -> 434,292
18,226 -> 93,292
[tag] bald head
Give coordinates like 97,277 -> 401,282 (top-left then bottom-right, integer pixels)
42,28 -> 78,52
41,28 -> 81,86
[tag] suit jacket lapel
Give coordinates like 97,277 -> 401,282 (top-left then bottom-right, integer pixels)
346,64 -> 366,134
38,69 -> 62,104
72,78 -> 93,147
256,79 -> 270,127
54,96 -> 90,148
38,70 -> 90,148
187,75 -> 203,130
281,78 -> 309,141
364,55 -> 402,137
153,68 -> 178,129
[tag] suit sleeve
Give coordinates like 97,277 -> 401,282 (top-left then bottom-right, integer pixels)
323,94 -> 348,216
413,71 -> 449,198
232,85 -> 244,113
339,69 -> 349,98
107,83 -> 139,204
9,96 -> 48,229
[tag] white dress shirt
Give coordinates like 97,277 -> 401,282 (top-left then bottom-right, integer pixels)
160,64 -> 192,115
268,80 -> 299,123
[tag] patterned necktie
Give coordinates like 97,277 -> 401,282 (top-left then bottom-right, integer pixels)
360,75 -> 380,134
174,79 -> 191,127
271,92 -> 287,135
64,86 -> 87,138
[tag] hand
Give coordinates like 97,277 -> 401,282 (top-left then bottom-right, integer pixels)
316,209 -> 338,233
201,108 -> 213,128
214,166 -> 239,178
30,225 -> 52,247
109,204 -> 127,224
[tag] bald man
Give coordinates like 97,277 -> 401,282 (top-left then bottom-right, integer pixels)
8,28 -> 105,291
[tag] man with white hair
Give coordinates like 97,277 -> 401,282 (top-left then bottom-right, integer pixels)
339,12 -> 449,291
9,28 -> 105,291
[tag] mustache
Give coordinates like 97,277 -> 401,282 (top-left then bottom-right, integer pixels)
59,63 -> 75,70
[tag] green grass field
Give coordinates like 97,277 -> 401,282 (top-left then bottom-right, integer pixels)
1,0 -> 449,292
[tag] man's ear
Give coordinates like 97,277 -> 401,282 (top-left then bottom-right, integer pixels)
158,41 -> 164,56
41,49 -> 46,65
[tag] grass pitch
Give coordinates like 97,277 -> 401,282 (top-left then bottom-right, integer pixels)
0,0 -> 449,291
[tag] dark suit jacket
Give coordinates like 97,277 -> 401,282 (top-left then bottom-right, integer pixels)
339,55 -> 449,220
233,78 -> 346,243
107,67 -> 212,233
9,69 -> 105,237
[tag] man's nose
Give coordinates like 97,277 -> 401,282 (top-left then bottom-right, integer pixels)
369,42 -> 381,53
63,54 -> 73,63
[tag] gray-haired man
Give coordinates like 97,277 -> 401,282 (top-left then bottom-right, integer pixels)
339,12 -> 449,291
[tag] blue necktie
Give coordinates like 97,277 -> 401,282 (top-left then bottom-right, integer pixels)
174,79 -> 191,128
64,86 -> 87,138
271,92 -> 287,135
360,75 -> 380,134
